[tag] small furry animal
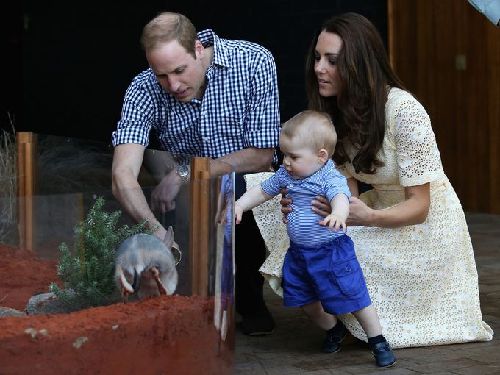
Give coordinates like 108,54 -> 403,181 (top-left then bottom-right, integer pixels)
114,227 -> 179,301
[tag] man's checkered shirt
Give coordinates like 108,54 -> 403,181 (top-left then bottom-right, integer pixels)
111,29 -> 280,160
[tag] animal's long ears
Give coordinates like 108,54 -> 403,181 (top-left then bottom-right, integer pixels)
163,226 -> 175,249
164,226 -> 182,265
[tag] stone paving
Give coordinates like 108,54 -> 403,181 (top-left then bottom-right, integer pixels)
235,213 -> 500,375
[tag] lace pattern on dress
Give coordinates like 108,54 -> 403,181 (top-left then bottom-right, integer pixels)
246,88 -> 493,347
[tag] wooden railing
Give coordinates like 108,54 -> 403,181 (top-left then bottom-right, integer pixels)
15,132 -> 213,296
16,132 -> 37,251
189,157 -> 211,296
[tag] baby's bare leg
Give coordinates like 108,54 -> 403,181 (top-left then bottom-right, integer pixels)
352,304 -> 382,337
301,301 -> 337,330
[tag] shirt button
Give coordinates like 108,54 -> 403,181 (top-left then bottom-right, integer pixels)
202,136 -> 210,142
201,110 -> 207,116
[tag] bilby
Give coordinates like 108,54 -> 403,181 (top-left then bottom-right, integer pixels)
114,227 -> 179,301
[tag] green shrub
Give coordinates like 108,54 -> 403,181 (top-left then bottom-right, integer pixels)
49,196 -> 153,309
0,126 -> 17,245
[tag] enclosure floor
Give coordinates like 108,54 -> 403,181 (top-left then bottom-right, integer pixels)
235,213 -> 500,375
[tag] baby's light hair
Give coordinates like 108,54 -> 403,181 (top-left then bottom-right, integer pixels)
281,110 -> 337,157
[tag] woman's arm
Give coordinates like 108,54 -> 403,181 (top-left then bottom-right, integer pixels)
347,177 -> 359,197
312,182 -> 430,228
348,183 -> 430,227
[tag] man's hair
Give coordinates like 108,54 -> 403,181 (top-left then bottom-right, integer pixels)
140,12 -> 197,56
281,110 -> 337,157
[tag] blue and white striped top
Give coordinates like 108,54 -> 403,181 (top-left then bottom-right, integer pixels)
261,160 -> 351,247
111,29 -> 280,161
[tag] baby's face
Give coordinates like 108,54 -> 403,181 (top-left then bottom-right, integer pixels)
280,135 -> 323,179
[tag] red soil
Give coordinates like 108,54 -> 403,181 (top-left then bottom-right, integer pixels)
0,245 -> 233,375
0,245 -> 59,310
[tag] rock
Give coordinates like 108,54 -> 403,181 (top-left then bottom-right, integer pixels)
26,292 -> 75,315
0,307 -> 26,317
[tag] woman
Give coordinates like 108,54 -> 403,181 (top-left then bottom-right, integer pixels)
249,12 -> 493,348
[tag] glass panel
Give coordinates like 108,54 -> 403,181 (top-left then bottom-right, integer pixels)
0,133 -> 234,374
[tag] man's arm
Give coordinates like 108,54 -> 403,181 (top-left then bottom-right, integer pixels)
210,147 -> 275,177
211,48 -> 280,178
143,149 -> 176,183
112,143 -> 167,238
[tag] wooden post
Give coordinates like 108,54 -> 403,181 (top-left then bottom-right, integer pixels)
189,157 -> 210,296
16,132 -> 37,251
387,0 -> 395,69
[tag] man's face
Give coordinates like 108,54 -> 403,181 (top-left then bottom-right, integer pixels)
146,40 -> 206,102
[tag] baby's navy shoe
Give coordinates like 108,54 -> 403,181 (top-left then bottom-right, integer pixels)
370,340 -> 396,367
322,321 -> 348,353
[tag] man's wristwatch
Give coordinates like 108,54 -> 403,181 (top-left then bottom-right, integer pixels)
175,164 -> 191,184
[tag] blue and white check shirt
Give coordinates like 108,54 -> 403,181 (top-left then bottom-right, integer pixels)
261,160 -> 351,247
112,29 -> 280,161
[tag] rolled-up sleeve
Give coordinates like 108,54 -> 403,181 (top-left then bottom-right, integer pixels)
111,77 -> 156,147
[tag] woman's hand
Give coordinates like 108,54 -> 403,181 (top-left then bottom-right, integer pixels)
346,184 -> 430,228
284,193 -> 334,219
279,188 -> 292,223
311,196 -> 332,218
347,196 -> 375,226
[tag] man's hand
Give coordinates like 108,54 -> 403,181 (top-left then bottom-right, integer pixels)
151,169 -> 182,213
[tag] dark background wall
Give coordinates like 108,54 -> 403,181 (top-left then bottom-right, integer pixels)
3,1 -> 387,143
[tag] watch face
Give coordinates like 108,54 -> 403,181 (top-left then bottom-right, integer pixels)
178,165 -> 189,177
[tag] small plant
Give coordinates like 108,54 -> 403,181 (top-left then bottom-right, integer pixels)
0,121 -> 17,245
49,196 -> 153,309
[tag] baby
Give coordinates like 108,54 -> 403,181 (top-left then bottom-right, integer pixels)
235,110 -> 396,368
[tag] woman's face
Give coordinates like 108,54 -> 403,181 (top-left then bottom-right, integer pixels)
314,31 -> 343,97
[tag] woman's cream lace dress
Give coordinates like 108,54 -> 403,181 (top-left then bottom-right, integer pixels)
245,87 -> 493,348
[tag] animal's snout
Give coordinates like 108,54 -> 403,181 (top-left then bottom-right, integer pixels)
130,269 -> 141,292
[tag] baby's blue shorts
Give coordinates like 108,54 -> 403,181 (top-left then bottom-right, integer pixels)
282,235 -> 371,315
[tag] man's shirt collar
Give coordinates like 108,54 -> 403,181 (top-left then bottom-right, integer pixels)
197,29 -> 231,69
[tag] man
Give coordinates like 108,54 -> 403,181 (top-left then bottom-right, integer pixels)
111,12 -> 280,335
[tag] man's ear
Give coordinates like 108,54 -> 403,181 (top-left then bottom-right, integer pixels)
194,40 -> 203,58
318,148 -> 329,163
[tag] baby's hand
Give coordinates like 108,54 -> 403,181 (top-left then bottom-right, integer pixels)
215,209 -> 227,225
234,202 -> 244,224
320,214 -> 347,232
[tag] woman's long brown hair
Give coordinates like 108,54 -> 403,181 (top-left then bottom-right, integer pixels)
305,12 -> 405,174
